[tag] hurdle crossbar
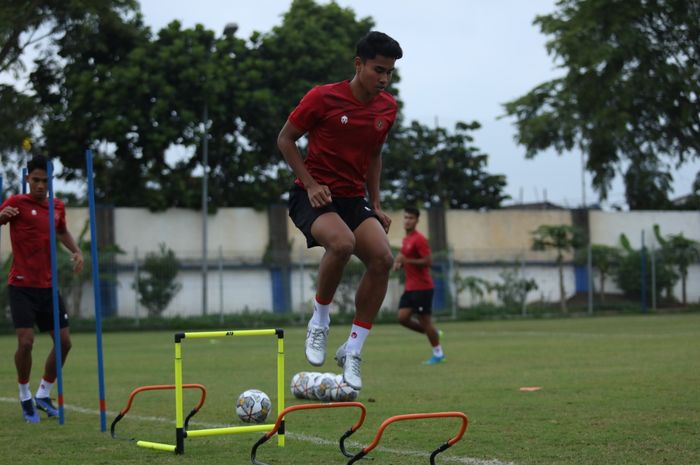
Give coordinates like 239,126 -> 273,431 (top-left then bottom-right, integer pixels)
174,328 -> 285,454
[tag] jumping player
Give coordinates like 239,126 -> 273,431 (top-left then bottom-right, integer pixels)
393,207 -> 445,365
0,155 -> 84,423
277,31 -> 403,390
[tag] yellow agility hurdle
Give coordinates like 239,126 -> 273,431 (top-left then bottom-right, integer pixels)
152,328 -> 285,454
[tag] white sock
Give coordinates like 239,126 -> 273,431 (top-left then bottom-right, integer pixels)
345,321 -> 371,354
310,297 -> 331,327
19,383 -> 32,402
432,345 -> 444,357
36,378 -> 53,398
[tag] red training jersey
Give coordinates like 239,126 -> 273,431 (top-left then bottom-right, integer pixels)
0,194 -> 67,288
401,230 -> 434,291
288,80 -> 398,197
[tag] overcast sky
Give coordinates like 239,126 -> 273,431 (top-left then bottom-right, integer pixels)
7,0 -> 698,208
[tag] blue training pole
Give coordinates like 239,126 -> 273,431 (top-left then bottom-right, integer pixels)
47,160 -> 65,424
21,167 -> 27,194
86,149 -> 107,432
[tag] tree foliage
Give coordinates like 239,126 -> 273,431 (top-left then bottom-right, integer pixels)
532,224 -> 584,312
133,243 -> 182,316
653,224 -> 700,304
382,121 -> 508,209
503,0 -> 700,207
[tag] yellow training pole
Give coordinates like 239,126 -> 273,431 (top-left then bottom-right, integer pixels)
182,329 -> 277,339
186,424 -> 274,437
277,333 -> 285,446
174,337 -> 185,454
137,441 -> 177,452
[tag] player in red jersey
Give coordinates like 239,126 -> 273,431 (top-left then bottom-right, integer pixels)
393,207 -> 445,365
278,31 -> 403,390
0,155 -> 84,423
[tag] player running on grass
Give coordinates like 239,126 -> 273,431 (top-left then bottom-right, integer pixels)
0,155 -> 84,423
393,207 -> 445,365
277,31 -> 402,390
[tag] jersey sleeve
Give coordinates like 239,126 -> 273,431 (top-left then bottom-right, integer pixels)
55,199 -> 67,233
288,86 -> 325,133
416,235 -> 431,258
0,196 -> 15,225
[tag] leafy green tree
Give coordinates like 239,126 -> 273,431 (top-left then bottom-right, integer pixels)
588,244 -> 622,303
488,269 -> 538,310
503,0 -> 700,206
381,121 -> 508,209
454,274 -> 491,306
531,224 -> 584,312
133,243 -> 182,317
616,233 -> 678,302
653,225 -> 700,305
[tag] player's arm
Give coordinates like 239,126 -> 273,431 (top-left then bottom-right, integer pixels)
367,146 -> 391,233
401,253 -> 432,268
277,120 -> 331,208
58,229 -> 84,273
0,205 -> 19,225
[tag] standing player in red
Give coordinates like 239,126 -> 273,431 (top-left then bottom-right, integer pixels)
277,31 -> 403,390
0,155 -> 84,423
393,207 -> 445,365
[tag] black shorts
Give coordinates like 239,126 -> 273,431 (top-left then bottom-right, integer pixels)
398,289 -> 434,315
9,285 -> 69,331
288,185 -> 380,248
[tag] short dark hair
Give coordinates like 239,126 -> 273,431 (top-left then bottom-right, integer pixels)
404,206 -> 420,217
27,155 -> 49,174
356,31 -> 403,61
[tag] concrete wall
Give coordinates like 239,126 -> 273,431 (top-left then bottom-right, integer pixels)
2,207 -> 698,316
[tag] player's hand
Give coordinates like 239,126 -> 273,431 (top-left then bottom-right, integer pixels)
72,251 -> 84,274
374,208 -> 391,233
392,253 -> 404,271
307,184 -> 332,208
0,206 -> 19,221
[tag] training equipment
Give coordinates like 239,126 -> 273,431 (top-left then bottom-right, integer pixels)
302,372 -> 320,400
250,402 -> 367,465
329,375 -> 359,402
237,389 -> 272,424
290,372 -> 308,399
113,328 -> 285,454
312,373 -> 337,402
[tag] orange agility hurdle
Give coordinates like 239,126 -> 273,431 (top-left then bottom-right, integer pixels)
111,384 -> 207,447
346,411 -> 468,465
250,402 -> 367,465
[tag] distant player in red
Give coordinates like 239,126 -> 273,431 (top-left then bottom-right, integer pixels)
278,31 -> 403,390
393,207 -> 445,365
0,155 -> 84,423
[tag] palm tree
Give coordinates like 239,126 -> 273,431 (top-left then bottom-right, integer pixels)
590,245 -> 622,304
654,225 -> 700,305
532,224 -> 584,313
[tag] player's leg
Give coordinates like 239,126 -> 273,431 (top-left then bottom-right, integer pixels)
398,303 -> 425,333
304,212 -> 355,366
34,292 -> 70,417
335,217 -> 392,390
9,286 -> 40,423
417,309 -> 445,365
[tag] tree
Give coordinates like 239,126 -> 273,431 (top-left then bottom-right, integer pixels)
616,233 -> 678,302
503,0 -> 700,206
589,244 -> 622,303
381,121 -> 508,209
133,243 -> 182,317
653,224 -> 700,305
531,224 -> 584,312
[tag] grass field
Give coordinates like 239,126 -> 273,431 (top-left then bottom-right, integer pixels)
1,313 -> 699,465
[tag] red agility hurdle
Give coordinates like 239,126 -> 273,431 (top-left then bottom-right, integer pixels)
111,384 -> 207,446
347,411 -> 469,465
250,402 -> 367,465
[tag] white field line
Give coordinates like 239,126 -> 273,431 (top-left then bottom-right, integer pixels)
2,397 -> 515,465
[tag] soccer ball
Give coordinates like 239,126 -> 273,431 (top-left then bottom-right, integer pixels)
301,372 -> 321,400
290,372 -> 308,399
313,372 -> 337,402
236,389 -> 271,423
329,374 -> 359,402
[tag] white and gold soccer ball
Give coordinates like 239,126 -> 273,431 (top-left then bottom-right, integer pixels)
236,389 -> 271,423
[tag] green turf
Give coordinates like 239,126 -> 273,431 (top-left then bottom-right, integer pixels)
1,314 -> 699,465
